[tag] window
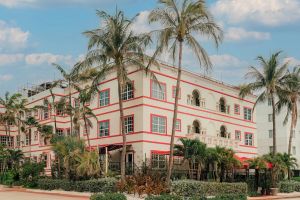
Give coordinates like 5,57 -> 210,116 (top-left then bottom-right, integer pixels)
25,133 -> 31,146
268,98 -> 272,106
193,120 -> 201,134
269,146 -> 273,153
151,81 -> 166,100
192,90 -> 200,106
56,129 -> 64,136
34,131 -> 38,141
122,83 -> 134,100
245,133 -> 253,146
99,120 -> 109,137
235,130 -> 241,141
172,86 -> 181,99
99,89 -> 110,107
175,119 -> 181,131
268,114 -> 273,122
43,108 -> 49,120
151,115 -> 166,134
234,104 -> 240,115
74,99 -> 80,108
219,98 -> 226,113
56,107 -> 64,116
293,146 -> 296,155
16,135 -> 20,147
244,107 -> 252,121
0,136 -> 13,147
269,130 -> 273,138
151,153 -> 166,169
124,115 -> 134,134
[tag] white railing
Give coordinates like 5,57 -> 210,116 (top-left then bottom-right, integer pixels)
186,132 -> 239,149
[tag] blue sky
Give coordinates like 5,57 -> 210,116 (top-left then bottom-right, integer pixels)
0,0 -> 300,96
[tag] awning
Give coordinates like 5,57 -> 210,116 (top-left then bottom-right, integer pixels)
234,155 -> 250,168
99,144 -> 131,154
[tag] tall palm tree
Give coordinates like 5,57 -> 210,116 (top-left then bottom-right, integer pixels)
276,67 -> 300,155
240,51 -> 289,155
149,0 -> 223,184
75,9 -> 154,182
72,86 -> 97,150
53,64 -> 78,136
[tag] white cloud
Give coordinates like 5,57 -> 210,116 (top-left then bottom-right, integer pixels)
211,0 -> 300,26
225,27 -> 271,41
130,10 -> 160,34
25,53 -> 73,65
0,20 -> 29,52
0,54 -> 24,66
210,54 -> 247,68
0,74 -> 13,81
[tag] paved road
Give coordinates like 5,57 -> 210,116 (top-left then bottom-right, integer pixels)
0,190 -> 89,200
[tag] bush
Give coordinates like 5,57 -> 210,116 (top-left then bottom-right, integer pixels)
171,180 -> 247,197
211,194 -> 247,200
279,181 -> 295,193
292,177 -> 300,182
37,178 -> 117,193
90,193 -> 126,200
145,194 -> 182,200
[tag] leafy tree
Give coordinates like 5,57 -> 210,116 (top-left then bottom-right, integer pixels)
149,0 -> 223,184
75,150 -> 101,179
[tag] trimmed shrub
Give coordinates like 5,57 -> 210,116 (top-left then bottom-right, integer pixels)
37,178 -> 117,193
90,193 -> 126,200
145,194 -> 182,200
171,180 -> 247,197
279,181 -> 295,193
211,194 -> 247,200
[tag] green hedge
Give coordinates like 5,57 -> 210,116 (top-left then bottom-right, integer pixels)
90,193 -> 126,200
145,194 -> 182,200
37,178 -> 117,193
279,181 -> 300,193
145,194 -> 246,200
171,180 -> 247,197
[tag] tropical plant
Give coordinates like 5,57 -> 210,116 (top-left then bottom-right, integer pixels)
75,150 -> 101,179
276,66 -> 300,155
149,0 -> 223,184
7,149 -> 24,170
72,85 -> 97,149
264,153 -> 288,187
174,138 -> 207,180
52,136 -> 85,180
240,51 -> 289,155
75,9 -> 155,182
279,153 -> 298,180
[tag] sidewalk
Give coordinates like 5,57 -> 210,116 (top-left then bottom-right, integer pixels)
249,192 -> 300,200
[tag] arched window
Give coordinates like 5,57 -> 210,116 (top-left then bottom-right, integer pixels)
220,125 -> 227,138
219,97 -> 226,113
193,120 -> 201,134
192,90 -> 200,107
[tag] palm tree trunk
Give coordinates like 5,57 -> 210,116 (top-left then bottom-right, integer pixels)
167,41 -> 183,185
117,76 -> 126,182
84,117 -> 91,151
288,103 -> 295,155
69,80 -> 73,136
271,93 -> 277,154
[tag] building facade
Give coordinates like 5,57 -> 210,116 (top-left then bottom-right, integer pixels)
0,63 -> 257,174
256,99 -> 300,167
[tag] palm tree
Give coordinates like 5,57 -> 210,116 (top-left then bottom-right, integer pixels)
75,150 -> 101,179
149,0 -> 223,184
0,92 -> 26,146
7,149 -> 24,170
247,156 -> 267,190
53,64 -> 78,136
174,138 -> 207,180
75,9 -> 154,182
276,67 -> 300,155
264,153 -> 288,187
279,153 -> 298,180
72,86 -> 97,150
240,51 -> 289,155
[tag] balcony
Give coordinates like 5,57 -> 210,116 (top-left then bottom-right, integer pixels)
186,131 -> 239,149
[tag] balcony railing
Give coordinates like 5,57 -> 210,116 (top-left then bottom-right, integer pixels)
216,103 -> 230,114
186,132 -> 239,149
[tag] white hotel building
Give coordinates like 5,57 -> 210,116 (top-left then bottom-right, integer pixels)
257,99 -> 300,168
0,63 -> 257,174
